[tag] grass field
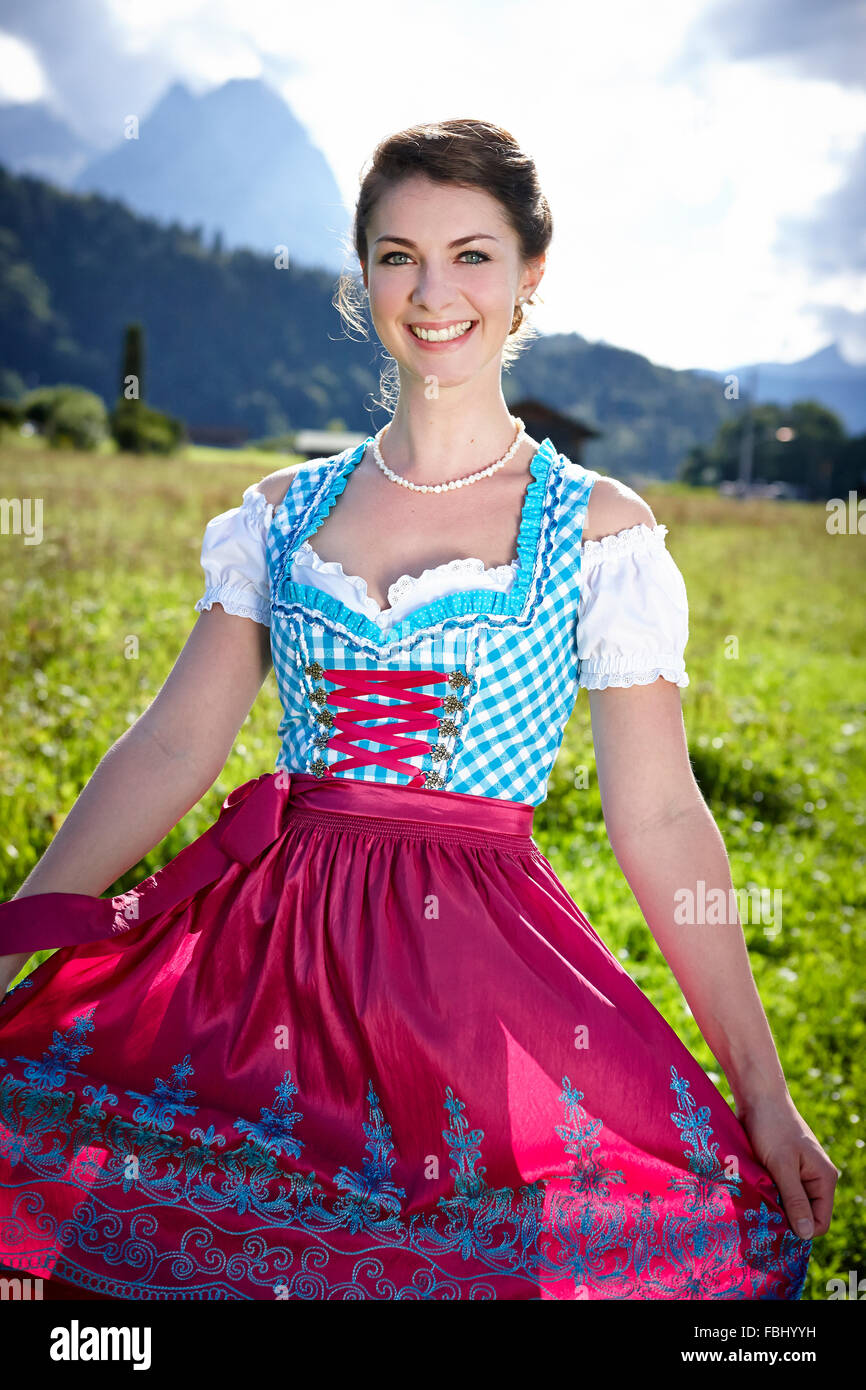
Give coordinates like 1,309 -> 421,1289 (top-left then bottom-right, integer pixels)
0,440 -> 863,1300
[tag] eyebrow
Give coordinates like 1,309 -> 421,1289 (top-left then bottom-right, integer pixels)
372,233 -> 500,248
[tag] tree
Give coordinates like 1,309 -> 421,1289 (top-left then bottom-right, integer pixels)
111,399 -> 185,454
679,400 -> 858,499
120,322 -> 144,403
47,388 -> 109,449
109,320 -> 185,455
20,384 -> 108,450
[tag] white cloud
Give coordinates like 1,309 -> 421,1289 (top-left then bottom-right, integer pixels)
0,33 -> 48,102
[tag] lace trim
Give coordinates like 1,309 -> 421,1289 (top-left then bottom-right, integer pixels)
194,585 -> 271,628
578,665 -> 689,690
579,522 -> 669,568
293,541 -> 518,612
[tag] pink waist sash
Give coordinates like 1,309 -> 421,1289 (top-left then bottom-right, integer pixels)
0,772 -> 535,955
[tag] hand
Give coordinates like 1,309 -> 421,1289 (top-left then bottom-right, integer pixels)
738,1091 -> 839,1239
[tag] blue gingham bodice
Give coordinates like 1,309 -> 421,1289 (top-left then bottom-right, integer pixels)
194,436 -> 690,806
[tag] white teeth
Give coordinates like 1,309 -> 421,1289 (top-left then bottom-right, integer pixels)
409,320 -> 474,342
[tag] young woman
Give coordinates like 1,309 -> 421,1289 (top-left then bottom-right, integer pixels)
0,118 -> 836,1301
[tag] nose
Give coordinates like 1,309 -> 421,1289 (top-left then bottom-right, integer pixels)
410,261 -> 461,314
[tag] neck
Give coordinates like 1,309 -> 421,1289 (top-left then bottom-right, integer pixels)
377,382 -> 522,482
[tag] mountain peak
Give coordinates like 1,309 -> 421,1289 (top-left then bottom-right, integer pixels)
799,342 -> 846,370
72,78 -> 349,271
153,80 -> 195,111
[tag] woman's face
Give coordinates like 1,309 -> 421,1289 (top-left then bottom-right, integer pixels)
362,174 -> 543,387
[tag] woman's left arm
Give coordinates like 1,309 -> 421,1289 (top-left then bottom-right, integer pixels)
589,675 -> 839,1239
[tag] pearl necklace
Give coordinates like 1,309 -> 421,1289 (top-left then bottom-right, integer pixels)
371,417 -> 526,493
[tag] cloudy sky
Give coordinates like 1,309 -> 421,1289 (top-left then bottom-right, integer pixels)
1,0 -> 864,371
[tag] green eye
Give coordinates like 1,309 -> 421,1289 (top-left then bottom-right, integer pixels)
379,250 -> 491,266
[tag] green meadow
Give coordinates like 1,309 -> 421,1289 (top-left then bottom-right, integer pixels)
0,441 -> 863,1300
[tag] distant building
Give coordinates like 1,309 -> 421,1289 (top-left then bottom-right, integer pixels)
719,480 -> 808,501
187,424 -> 250,447
292,428 -> 367,459
507,399 -> 601,460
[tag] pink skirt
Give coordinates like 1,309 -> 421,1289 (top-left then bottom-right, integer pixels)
0,771 -> 810,1300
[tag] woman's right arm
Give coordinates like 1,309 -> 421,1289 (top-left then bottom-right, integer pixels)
0,602 -> 273,994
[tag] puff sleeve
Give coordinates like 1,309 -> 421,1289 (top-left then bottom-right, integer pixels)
193,484 -> 273,628
576,523 -> 689,689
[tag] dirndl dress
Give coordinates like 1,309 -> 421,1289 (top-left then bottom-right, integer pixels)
0,437 -> 812,1300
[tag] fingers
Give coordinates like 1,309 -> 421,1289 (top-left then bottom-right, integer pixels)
775,1147 -> 840,1239
775,1163 -> 817,1239
800,1152 -> 841,1238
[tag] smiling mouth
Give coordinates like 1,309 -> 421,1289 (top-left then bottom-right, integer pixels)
407,319 -> 477,342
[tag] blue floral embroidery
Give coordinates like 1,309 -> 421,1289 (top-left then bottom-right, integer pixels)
331,1079 -> 406,1234
0,1012 -> 811,1300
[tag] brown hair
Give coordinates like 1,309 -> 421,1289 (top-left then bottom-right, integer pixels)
334,117 -> 553,412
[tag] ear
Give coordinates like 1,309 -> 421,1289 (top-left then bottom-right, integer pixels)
521,252 -> 546,302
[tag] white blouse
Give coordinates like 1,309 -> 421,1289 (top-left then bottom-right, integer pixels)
193,484 -> 689,689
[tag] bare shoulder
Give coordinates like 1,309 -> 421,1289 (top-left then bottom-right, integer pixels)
252,464 -> 300,508
583,475 -> 656,543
